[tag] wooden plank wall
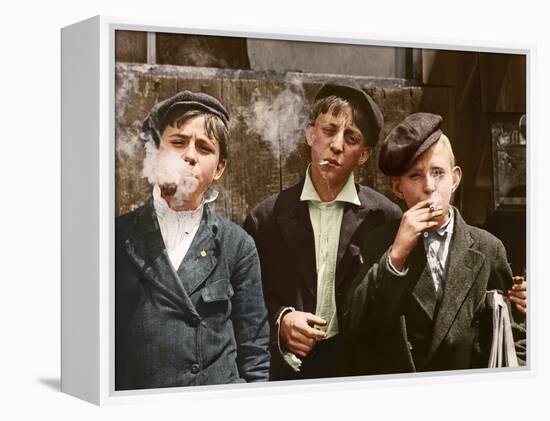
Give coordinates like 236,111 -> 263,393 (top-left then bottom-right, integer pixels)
115,63 -> 453,225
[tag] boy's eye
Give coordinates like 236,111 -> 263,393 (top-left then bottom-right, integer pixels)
198,144 -> 214,154
346,135 -> 359,144
170,140 -> 186,147
322,127 -> 335,135
432,169 -> 444,178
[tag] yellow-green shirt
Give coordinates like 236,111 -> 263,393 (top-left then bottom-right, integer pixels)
300,168 -> 360,339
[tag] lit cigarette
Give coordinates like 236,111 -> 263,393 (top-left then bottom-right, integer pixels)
319,160 -> 329,166
161,182 -> 177,196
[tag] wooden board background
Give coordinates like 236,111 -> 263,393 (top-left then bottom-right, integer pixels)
115,63 -> 454,225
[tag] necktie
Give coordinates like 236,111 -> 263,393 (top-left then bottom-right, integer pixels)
425,232 -> 447,301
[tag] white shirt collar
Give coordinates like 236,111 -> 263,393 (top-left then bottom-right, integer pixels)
152,184 -> 218,218
434,206 -> 455,237
300,165 -> 360,206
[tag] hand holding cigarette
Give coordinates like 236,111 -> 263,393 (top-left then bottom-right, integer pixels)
389,199 -> 444,271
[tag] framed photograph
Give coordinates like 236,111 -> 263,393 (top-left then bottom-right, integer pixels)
491,119 -> 526,210
61,15 -> 530,405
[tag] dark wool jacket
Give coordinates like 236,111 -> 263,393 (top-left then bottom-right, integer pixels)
244,179 -> 402,380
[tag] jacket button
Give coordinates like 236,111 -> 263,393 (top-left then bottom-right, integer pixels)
407,341 -> 413,351
191,364 -> 200,374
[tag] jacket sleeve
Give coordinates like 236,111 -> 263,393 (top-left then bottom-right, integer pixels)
341,245 -> 412,375
230,234 -> 271,382
344,249 -> 411,336
243,212 -> 286,336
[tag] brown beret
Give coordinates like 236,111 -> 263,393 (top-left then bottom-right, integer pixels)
314,80 -> 384,147
378,112 -> 443,176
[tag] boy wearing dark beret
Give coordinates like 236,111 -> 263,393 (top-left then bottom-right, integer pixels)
115,91 -> 270,390
340,113 -> 526,375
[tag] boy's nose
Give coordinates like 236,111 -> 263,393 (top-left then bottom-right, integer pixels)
182,144 -> 197,165
330,131 -> 344,154
424,175 -> 436,192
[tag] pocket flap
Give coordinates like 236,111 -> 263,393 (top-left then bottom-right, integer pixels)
201,279 -> 234,303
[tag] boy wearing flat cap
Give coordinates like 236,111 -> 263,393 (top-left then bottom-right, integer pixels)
115,91 -> 270,390
244,81 -> 402,380
340,112 -> 526,375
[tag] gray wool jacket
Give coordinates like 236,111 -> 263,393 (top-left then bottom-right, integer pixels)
340,207 -> 526,375
115,199 -> 270,390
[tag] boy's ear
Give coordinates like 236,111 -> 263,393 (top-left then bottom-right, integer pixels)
451,166 -> 462,192
213,159 -> 226,181
390,177 -> 404,199
305,125 -> 314,147
358,146 -> 373,166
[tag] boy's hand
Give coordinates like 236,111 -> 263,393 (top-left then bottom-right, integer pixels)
280,311 -> 327,358
390,199 -> 444,271
508,275 -> 527,316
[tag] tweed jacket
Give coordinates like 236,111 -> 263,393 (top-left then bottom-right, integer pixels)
340,207 -> 527,375
243,179 -> 402,380
115,199 -> 270,390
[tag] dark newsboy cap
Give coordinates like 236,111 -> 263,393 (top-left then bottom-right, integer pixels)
314,80 -> 384,147
378,112 -> 443,176
140,91 -> 230,147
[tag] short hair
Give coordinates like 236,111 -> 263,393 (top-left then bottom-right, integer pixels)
309,95 -> 372,146
161,108 -> 229,161
437,134 -> 456,167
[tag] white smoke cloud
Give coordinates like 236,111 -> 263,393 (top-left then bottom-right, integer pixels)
142,141 -> 200,209
116,121 -> 143,158
115,72 -> 144,159
240,80 -> 310,159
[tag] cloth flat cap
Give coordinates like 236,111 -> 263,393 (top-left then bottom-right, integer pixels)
140,91 -> 230,146
314,80 -> 384,146
378,112 -> 443,176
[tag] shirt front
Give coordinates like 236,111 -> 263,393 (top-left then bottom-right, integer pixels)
153,184 -> 218,270
300,168 -> 361,339
421,206 -> 455,301
386,207 -> 455,302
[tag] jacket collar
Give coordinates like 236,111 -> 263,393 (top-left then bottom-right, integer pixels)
276,178 -> 376,296
122,199 -> 222,323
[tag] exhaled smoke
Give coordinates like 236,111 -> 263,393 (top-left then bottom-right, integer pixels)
429,188 -> 442,212
116,121 -> 143,158
115,72 -> 144,159
240,80 -> 309,159
142,141 -> 200,209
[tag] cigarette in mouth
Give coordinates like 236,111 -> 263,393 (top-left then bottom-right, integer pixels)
319,160 -> 329,166
161,182 -> 178,196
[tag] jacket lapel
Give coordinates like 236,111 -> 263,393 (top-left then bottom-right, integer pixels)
425,210 -> 485,363
408,247 -> 438,322
334,201 -> 367,290
123,200 -> 201,323
176,207 -> 219,296
277,183 -> 318,299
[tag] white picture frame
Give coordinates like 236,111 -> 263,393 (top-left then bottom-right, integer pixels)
61,15 -> 533,405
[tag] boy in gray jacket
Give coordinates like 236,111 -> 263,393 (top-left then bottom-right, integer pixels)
341,113 -> 526,375
115,91 -> 270,390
